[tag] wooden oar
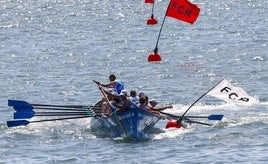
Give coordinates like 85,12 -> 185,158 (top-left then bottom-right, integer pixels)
14,111 -> 95,119
161,112 -> 218,126
13,105 -> 87,112
93,80 -> 128,135
7,116 -> 93,128
186,115 -> 224,120
160,112 -> 224,121
12,104 -> 100,113
8,99 -> 84,108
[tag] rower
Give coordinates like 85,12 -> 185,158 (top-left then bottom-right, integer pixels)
149,99 -> 173,112
101,89 -> 133,113
129,89 -> 139,105
140,95 -> 173,113
96,74 -> 124,94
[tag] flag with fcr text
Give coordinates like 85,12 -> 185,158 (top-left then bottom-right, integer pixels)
207,79 -> 260,107
166,0 -> 200,24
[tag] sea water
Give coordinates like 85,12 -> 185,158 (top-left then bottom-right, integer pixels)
0,0 -> 267,163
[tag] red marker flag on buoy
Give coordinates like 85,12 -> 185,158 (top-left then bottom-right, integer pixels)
147,0 -> 200,62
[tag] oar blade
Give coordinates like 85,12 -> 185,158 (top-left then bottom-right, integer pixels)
8,100 -> 29,106
7,120 -> 30,127
14,112 -> 34,119
208,115 -> 224,121
12,105 -> 34,112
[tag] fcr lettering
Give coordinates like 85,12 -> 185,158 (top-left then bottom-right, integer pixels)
220,87 -> 249,102
170,2 -> 192,17
229,93 -> 249,102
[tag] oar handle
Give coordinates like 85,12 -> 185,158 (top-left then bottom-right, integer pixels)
93,80 -> 101,86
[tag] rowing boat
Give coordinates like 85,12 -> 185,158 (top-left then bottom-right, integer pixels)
90,100 -> 165,138
6,80 -> 225,139
6,99 -> 223,139
7,99 -> 166,139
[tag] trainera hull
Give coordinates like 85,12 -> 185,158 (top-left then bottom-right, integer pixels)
94,108 -> 164,139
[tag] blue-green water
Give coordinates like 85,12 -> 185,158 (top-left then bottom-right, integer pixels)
0,0 -> 267,163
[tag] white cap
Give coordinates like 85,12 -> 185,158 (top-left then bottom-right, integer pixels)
138,91 -> 145,97
107,88 -> 116,94
150,99 -> 158,105
120,90 -> 128,96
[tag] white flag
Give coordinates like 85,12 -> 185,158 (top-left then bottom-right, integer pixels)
207,79 -> 259,107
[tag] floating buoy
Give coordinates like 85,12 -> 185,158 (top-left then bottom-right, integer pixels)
166,120 -> 183,129
145,0 -> 154,3
147,52 -> 161,62
147,17 -> 158,25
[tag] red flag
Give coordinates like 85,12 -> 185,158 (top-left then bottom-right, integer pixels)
166,0 -> 200,24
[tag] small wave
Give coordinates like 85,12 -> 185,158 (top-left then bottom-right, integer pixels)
252,56 -> 265,61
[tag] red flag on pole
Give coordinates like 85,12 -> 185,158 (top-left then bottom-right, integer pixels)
166,0 -> 200,24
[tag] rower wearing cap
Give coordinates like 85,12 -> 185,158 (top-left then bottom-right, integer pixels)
101,89 -> 133,113
119,90 -> 128,96
148,98 -> 173,112
120,90 -> 139,109
138,91 -> 145,97
149,99 -> 158,107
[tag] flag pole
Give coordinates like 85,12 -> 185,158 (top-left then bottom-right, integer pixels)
153,15 -> 167,54
177,78 -> 225,123
148,1 -> 172,62
153,1 -> 172,54
151,1 -> 155,17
